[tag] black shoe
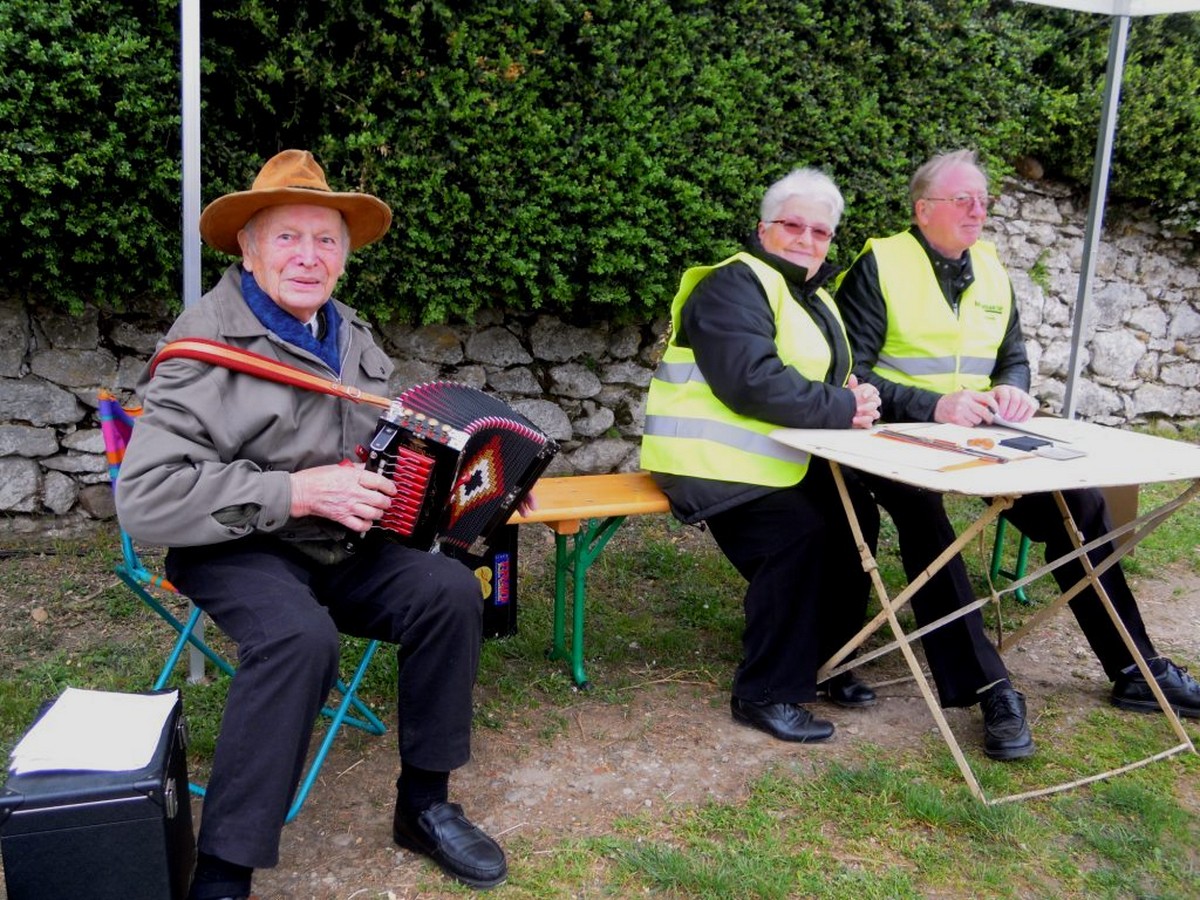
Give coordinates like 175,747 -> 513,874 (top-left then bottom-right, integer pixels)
730,697 -> 835,743
980,682 -> 1035,761
819,671 -> 878,708
393,801 -> 507,889
1111,658 -> 1200,718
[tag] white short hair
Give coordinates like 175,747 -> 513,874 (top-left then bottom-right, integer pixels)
759,168 -> 844,227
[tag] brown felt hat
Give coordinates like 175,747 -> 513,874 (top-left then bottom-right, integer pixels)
199,149 -> 393,255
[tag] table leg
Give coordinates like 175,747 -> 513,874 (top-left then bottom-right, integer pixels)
1032,490 -> 1194,739
824,468 -> 1199,805
977,484 -> 1199,804
823,462 -> 991,803
820,493 -> 1014,678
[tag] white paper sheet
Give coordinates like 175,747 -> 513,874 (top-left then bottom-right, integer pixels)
8,687 -> 178,774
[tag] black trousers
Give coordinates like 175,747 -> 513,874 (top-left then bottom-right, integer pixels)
705,460 -> 879,704
165,534 -> 483,869
861,474 -> 1157,708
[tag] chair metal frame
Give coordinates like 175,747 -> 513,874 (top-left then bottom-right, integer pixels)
98,390 -> 387,822
989,517 -> 1033,605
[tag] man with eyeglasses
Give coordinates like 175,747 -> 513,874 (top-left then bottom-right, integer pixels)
835,148 -> 1200,761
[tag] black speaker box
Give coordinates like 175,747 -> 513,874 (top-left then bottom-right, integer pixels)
0,694 -> 195,900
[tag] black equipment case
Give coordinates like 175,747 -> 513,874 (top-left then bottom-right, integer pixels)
450,522 -> 520,640
0,693 -> 195,900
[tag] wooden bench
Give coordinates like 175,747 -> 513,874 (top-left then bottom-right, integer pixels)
508,471 -> 670,688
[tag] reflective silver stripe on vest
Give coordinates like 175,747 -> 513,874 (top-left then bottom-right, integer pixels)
643,414 -> 810,464
876,353 -> 958,376
876,353 -> 996,378
959,356 -> 996,376
652,360 -> 707,385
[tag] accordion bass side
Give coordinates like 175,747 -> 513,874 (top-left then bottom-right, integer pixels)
361,381 -> 558,558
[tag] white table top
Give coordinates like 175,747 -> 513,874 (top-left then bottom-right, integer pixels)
771,419 -> 1200,496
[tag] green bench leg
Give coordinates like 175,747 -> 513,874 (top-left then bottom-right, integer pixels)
990,517 -> 1033,605
547,515 -> 629,689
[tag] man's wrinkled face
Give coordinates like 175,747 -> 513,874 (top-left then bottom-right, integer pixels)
914,163 -> 990,259
238,204 -> 348,321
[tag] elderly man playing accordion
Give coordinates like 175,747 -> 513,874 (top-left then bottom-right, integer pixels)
117,150 -> 507,898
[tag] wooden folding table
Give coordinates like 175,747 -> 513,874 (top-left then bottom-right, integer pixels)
771,418 -> 1200,804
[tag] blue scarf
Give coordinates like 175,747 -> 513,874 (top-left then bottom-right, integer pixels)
240,267 -> 341,372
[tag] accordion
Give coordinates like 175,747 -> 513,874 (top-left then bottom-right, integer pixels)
361,381 -> 558,557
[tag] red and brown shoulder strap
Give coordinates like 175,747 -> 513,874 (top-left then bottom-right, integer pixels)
150,337 -> 392,410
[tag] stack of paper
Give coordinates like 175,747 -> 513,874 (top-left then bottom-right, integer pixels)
8,687 -> 178,775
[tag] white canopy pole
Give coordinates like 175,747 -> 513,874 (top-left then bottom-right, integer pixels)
180,0 -> 206,683
1061,15 -> 1128,419
181,0 -> 201,310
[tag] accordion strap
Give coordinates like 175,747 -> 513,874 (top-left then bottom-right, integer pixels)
150,337 -> 393,409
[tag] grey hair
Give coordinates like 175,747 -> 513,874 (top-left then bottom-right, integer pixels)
909,149 -> 987,208
759,168 -> 844,228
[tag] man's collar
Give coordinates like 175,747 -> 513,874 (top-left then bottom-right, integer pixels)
910,226 -> 975,294
912,226 -> 973,273
910,226 -> 968,266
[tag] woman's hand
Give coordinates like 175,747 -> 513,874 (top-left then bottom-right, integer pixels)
848,374 -> 881,429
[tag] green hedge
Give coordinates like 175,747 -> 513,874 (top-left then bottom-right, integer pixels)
1,0 -> 182,312
3,1 -> 1198,323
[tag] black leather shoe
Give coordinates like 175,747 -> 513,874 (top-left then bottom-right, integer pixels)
819,671 -> 878,708
980,682 -> 1035,761
393,800 -> 507,889
1112,658 -> 1200,718
730,697 -> 835,743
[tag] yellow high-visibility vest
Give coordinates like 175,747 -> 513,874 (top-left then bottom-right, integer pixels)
641,252 -> 849,487
865,231 -> 1012,393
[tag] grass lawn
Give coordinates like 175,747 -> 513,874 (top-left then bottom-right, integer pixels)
2,436 -> 1199,898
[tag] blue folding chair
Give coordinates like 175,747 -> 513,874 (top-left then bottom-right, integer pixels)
98,390 -> 386,822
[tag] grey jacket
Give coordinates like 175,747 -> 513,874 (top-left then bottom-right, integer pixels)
115,264 -> 394,561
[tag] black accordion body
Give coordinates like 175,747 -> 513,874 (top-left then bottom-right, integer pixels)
361,382 -> 557,557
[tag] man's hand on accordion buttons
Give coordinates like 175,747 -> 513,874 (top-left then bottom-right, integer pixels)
289,463 -> 396,534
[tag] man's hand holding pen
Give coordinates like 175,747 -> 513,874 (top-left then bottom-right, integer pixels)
934,384 -> 1037,428
990,384 -> 1038,423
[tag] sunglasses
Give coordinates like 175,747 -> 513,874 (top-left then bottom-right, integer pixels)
767,219 -> 835,242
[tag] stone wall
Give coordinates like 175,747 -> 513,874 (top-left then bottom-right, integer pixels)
993,179 -> 1200,425
2,176 -> 1198,536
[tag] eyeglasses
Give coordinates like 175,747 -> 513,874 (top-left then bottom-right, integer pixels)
923,194 -> 998,212
768,219 -> 835,242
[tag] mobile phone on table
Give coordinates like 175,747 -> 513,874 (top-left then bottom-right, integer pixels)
1036,445 -> 1087,460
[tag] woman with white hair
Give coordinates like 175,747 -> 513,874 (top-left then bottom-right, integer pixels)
641,168 -> 881,743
